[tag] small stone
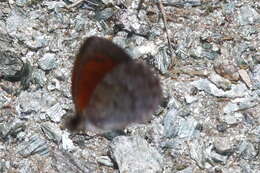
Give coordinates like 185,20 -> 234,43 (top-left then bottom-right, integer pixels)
61,132 -> 75,152
238,69 -> 252,89
223,102 -> 239,114
165,96 -> 182,109
41,122 -> 62,144
47,78 -> 60,91
112,36 -> 128,50
250,126 -> 260,143
0,93 -> 9,109
253,52 -> 260,64
189,139 -> 206,169
51,149 -> 92,172
0,160 -> 7,173
209,72 -> 232,90
192,79 -> 223,97
242,112 -> 255,126
192,79 -> 248,98
176,166 -> 194,173
38,53 -> 57,71
190,45 -> 219,60
213,137 -> 234,155
32,69 -> 47,87
223,97 -> 259,114
16,90 -> 56,119
46,103 -> 66,123
101,0 -> 115,5
25,35 -> 47,50
239,25 -> 258,39
210,151 -> 228,164
110,136 -> 163,173
18,135 -> 49,157
6,11 -> 26,33
16,131 -> 26,141
214,62 -> 240,82
222,112 -> 243,125
251,64 -> 260,89
0,123 -> 10,139
43,1 -> 66,9
240,160 -> 255,173
222,167 -> 242,173
95,8 -> 114,21
130,42 -> 158,59
8,120 -> 26,137
54,69 -> 66,81
216,123 -> 228,133
16,0 -> 29,7
96,156 -> 114,167
163,108 -> 199,139
237,141 -> 257,160
223,2 -> 235,15
176,106 -> 191,118
184,94 -> 198,104
0,120 -> 26,139
237,5 -> 260,26
148,46 -> 172,74
163,108 -> 178,138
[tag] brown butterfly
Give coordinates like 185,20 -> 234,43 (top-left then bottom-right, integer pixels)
66,36 -> 162,133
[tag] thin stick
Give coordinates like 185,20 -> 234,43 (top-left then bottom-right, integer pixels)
157,0 -> 173,56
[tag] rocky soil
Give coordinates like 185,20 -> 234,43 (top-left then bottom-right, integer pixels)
0,0 -> 259,172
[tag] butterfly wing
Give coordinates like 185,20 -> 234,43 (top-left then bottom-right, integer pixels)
68,36 -> 161,132
71,36 -> 130,113
83,60 -> 162,132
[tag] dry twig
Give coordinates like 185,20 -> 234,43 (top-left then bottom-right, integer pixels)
157,0 -> 174,62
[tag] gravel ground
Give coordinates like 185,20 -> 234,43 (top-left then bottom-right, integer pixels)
0,0 -> 259,173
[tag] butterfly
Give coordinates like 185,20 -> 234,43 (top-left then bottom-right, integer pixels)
66,36 -> 162,133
